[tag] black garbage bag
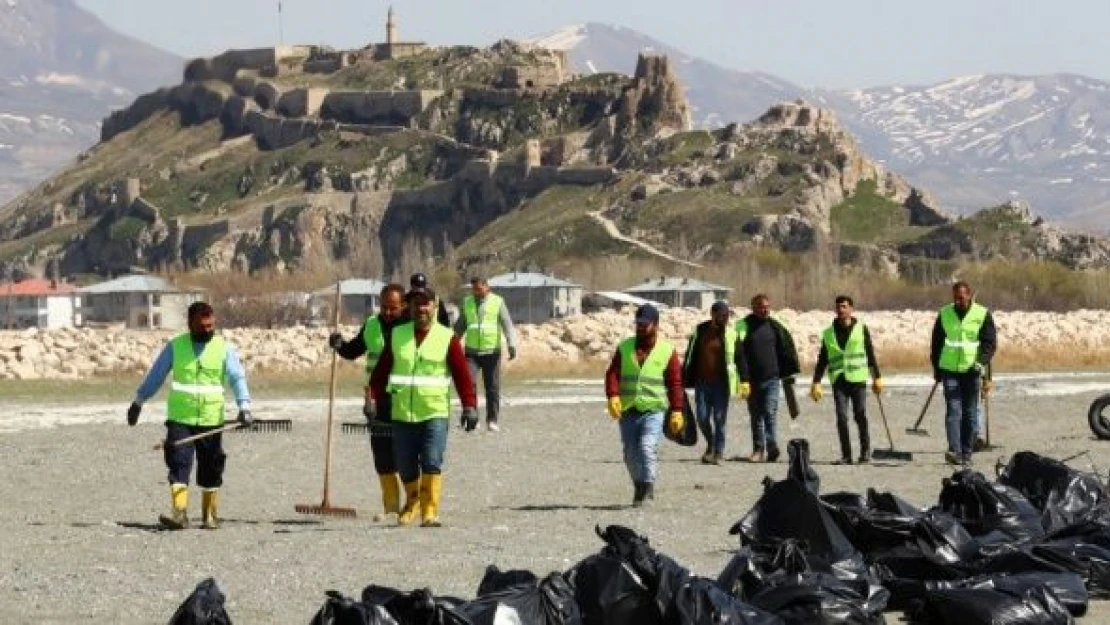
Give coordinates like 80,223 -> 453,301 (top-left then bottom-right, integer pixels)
786,439 -> 820,496
888,572 -> 1087,618
912,583 -> 1073,625
476,565 -> 540,596
868,490 -> 925,519
998,451 -> 1110,532
820,490 -> 926,559
666,576 -> 784,625
360,586 -> 471,625
168,577 -> 232,625
665,390 -> 699,446
309,591 -> 396,625
870,512 -> 979,594
460,573 -> 581,625
937,470 -> 1044,546
731,478 -> 869,581
911,510 -> 981,565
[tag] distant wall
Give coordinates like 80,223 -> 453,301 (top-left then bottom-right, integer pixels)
321,90 -> 443,125
182,221 -> 231,258
101,89 -> 173,142
277,88 -> 330,117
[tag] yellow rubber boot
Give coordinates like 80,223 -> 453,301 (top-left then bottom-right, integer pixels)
379,473 -> 401,516
397,480 -> 421,526
201,489 -> 220,530
158,483 -> 190,530
420,474 -> 443,528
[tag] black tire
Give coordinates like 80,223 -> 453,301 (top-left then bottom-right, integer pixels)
1090,394 -> 1110,440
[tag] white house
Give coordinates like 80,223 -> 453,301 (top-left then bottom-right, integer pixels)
312,279 -> 387,323
486,272 -> 584,324
0,279 -> 80,329
78,275 -> 203,329
623,276 -> 731,310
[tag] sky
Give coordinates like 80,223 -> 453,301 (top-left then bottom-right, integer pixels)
77,0 -> 1110,89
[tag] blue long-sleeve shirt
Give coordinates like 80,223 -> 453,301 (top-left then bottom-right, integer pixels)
133,338 -> 251,410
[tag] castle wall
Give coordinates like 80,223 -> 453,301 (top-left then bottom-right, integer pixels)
320,90 -> 442,125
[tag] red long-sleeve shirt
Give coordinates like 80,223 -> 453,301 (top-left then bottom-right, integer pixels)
369,325 -> 477,410
605,336 -> 684,412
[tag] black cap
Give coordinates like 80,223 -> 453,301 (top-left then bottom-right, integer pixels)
710,300 -> 730,315
409,272 -> 428,289
634,304 -> 659,325
406,285 -> 436,302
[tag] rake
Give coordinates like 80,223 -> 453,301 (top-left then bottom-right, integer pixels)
232,419 -> 292,433
152,423 -> 244,450
341,421 -> 369,434
906,381 -> 939,437
295,283 -> 357,519
871,393 -> 913,462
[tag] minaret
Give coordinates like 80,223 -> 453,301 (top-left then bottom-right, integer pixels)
386,5 -> 397,46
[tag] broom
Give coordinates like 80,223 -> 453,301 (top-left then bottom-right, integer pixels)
295,283 -> 357,518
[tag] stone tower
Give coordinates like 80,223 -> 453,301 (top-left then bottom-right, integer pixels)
386,5 -> 397,46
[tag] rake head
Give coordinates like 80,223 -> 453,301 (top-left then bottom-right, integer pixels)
294,502 -> 357,518
341,422 -> 368,434
904,427 -> 930,437
872,448 -> 914,462
234,419 -> 293,433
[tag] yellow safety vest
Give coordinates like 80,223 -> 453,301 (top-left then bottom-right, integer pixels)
463,293 -> 503,353
823,321 -> 869,384
167,334 -> 227,427
387,322 -> 453,422
618,337 -> 675,413
684,324 -> 738,393
361,316 -> 386,373
939,303 -> 987,373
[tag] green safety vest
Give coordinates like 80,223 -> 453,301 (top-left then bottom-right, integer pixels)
618,337 -> 675,413
463,293 -> 503,353
361,316 -> 386,373
387,322 -> 453,422
685,324 -> 738,393
823,321 -> 869,384
167,334 -> 227,427
938,303 -> 987,373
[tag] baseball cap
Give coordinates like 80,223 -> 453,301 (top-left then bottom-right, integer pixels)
710,300 -> 730,315
406,285 -> 436,302
409,272 -> 428,288
634,304 -> 659,325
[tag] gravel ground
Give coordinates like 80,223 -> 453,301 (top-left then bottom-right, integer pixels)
0,381 -> 1108,624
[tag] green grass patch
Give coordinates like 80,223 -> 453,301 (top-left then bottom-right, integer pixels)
830,179 -> 928,243
108,216 -> 147,241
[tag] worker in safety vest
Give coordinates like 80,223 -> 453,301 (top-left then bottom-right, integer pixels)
410,272 -> 451,327
368,285 -> 476,527
127,302 -> 252,530
328,282 -> 407,519
809,295 -> 883,464
453,276 -> 517,432
682,300 -> 736,465
605,304 -> 685,507
930,281 -> 997,466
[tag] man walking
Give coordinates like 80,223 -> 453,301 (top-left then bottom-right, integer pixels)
368,285 -> 477,527
931,281 -> 996,465
810,295 -> 884,464
734,294 -> 800,463
409,272 -> 451,327
682,301 -> 736,464
605,304 -> 685,507
127,302 -> 252,530
454,276 -> 517,432
328,282 -> 406,519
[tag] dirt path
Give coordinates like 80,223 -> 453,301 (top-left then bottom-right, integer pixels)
587,210 -> 703,268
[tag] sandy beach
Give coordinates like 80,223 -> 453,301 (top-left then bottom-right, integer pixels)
0,374 -> 1109,623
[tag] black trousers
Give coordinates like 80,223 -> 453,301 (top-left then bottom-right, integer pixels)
164,422 -> 226,488
832,380 -> 870,459
467,351 -> 502,423
369,395 -> 397,475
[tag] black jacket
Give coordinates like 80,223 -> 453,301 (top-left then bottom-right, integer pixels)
682,320 -> 731,388
734,315 -> 801,384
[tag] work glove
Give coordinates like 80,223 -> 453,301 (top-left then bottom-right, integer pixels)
607,396 -> 623,420
737,382 -> 751,401
982,379 -> 994,395
872,377 -> 884,395
237,409 -> 253,427
508,346 -> 517,361
327,332 -> 344,350
460,407 -> 479,432
809,384 -> 822,403
666,411 -> 685,437
127,402 -> 141,427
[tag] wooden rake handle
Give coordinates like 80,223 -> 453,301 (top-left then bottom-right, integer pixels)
153,423 -> 242,450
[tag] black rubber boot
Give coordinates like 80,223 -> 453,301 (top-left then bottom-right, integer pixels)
632,482 -> 646,507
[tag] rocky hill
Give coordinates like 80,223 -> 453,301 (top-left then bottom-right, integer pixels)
0,0 -> 182,206
0,37 -> 1108,284
529,24 -> 1110,229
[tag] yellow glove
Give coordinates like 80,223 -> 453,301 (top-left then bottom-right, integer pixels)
607,396 -> 623,420
982,379 -> 993,395
809,383 -> 823,403
737,382 -> 751,400
872,377 -> 884,395
667,411 -> 685,437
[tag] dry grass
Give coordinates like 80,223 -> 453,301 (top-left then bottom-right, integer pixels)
872,345 -> 1110,374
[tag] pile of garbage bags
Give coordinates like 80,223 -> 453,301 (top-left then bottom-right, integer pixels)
169,445 -> 1110,625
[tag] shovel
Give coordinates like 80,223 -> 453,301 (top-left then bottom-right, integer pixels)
905,381 -> 939,437
871,392 -> 913,461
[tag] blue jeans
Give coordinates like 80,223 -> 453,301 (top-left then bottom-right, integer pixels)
942,372 -> 981,456
392,418 -> 449,483
695,382 -> 730,454
619,410 -> 664,484
747,379 -> 781,451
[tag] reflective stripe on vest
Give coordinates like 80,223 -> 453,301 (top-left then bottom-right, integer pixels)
167,334 -> 227,427
618,337 -> 675,413
823,321 -> 869,384
387,322 -> 453,422
939,303 -> 987,373
361,316 -> 386,373
687,324 -> 738,393
463,293 -> 503,353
